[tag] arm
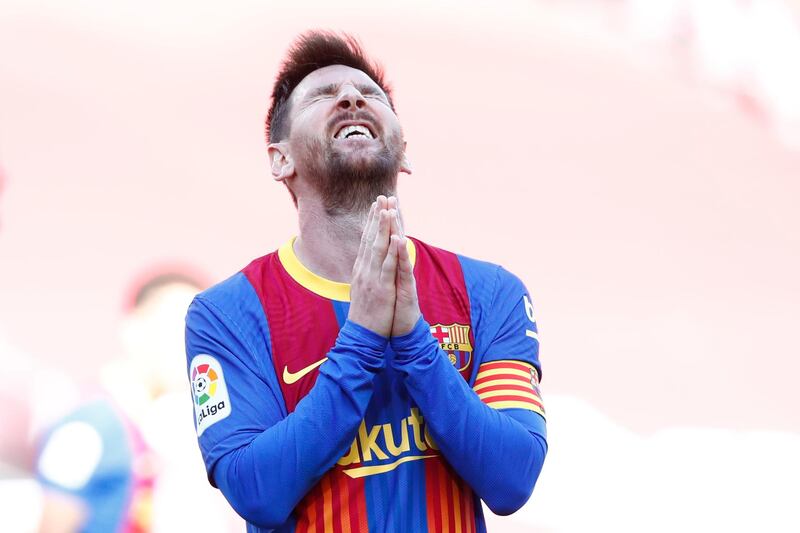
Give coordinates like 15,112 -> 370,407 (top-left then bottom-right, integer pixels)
391,235 -> 547,515
188,199 -> 400,528
186,299 -> 385,528
391,319 -> 547,515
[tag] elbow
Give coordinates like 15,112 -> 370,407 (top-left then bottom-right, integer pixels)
228,498 -> 292,529
484,478 -> 535,516
213,454 -> 295,529
485,432 -> 547,516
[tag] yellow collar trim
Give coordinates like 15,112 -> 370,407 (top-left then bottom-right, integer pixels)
278,236 -> 417,302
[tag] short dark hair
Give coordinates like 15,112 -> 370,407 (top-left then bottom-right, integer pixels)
266,30 -> 395,143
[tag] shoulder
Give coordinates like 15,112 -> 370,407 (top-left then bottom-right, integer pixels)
189,255 -> 274,333
413,238 -> 524,300
186,259 -> 278,375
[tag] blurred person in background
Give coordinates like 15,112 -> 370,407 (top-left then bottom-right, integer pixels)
35,269 -> 241,533
0,166 -> 47,532
185,31 -> 547,532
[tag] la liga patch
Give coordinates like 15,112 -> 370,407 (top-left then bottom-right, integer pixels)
189,354 -> 231,436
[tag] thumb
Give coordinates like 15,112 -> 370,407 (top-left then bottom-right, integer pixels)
396,237 -> 414,288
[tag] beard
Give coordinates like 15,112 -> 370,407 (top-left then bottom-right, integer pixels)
301,127 -> 404,216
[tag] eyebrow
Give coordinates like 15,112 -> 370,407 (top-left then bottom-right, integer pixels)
305,82 -> 384,101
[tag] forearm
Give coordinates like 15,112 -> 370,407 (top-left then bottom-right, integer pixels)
392,318 -> 547,515
214,320 -> 385,528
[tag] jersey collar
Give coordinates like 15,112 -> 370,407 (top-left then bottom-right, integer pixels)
278,236 -> 417,302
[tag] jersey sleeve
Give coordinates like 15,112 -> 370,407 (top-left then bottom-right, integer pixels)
185,282 -> 388,529
469,265 -> 546,439
391,317 -> 547,515
476,266 -> 540,370
185,295 -> 285,480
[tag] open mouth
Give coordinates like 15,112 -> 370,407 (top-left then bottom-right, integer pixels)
333,123 -> 375,140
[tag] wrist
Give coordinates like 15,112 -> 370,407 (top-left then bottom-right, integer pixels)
390,316 -> 435,359
341,319 -> 390,349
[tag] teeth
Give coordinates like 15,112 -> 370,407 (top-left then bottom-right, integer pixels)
335,124 -> 373,139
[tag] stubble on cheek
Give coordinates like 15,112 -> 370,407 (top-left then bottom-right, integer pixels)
300,130 -> 404,215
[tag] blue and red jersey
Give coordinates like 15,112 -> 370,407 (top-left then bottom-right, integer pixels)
185,237 -> 547,532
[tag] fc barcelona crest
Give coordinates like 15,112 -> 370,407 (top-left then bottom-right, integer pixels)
430,323 -> 473,371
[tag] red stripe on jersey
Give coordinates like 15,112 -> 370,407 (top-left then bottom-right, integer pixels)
243,253 -> 342,413
410,238 -> 475,381
462,482 -> 475,533
332,474 -> 348,533
295,487 -> 314,533
443,463 -> 455,532
315,483 -> 325,533
321,475 -> 334,533
477,361 -> 533,374
350,476 -> 368,533
473,373 -> 530,388
451,475 -> 464,533
460,479 -> 469,533
438,460 -> 452,532
425,457 -> 442,531
475,383 -> 534,395
484,395 -> 544,408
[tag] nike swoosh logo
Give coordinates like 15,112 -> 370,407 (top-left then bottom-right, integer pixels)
282,357 -> 328,385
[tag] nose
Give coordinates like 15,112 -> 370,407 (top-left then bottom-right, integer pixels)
336,85 -> 366,110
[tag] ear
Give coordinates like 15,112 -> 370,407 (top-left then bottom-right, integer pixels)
267,142 -> 295,182
399,140 -> 412,174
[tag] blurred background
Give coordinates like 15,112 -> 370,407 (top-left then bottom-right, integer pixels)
1,0 -> 799,531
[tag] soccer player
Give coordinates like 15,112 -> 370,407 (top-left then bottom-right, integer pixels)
185,31 -> 547,532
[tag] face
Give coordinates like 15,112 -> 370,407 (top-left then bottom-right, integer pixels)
281,65 -> 408,215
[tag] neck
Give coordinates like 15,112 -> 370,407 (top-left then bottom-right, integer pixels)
293,196 -> 370,283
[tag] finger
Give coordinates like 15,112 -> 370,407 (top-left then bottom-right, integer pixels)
363,203 -> 383,262
387,195 -> 397,211
376,195 -> 387,212
381,234 -> 401,283
397,236 -> 415,284
369,209 -> 392,273
356,201 -> 377,266
389,205 -> 401,238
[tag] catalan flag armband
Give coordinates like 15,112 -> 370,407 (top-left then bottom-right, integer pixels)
473,360 -> 545,418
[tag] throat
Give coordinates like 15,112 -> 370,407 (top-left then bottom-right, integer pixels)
294,209 -> 367,284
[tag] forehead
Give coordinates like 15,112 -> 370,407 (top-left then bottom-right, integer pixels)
290,64 -> 383,103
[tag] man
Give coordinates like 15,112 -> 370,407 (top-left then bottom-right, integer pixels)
185,31 -> 547,533
36,270 -> 241,532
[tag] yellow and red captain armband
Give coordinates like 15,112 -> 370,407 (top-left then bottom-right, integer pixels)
473,359 -> 545,418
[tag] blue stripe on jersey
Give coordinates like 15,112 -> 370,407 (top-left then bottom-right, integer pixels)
331,300 -> 350,328
457,254 -> 495,385
385,388 -> 405,533
363,369 -> 390,532
207,272 -> 286,418
409,454 -> 426,531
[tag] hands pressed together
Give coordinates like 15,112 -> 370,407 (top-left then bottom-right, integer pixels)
347,195 -> 421,338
